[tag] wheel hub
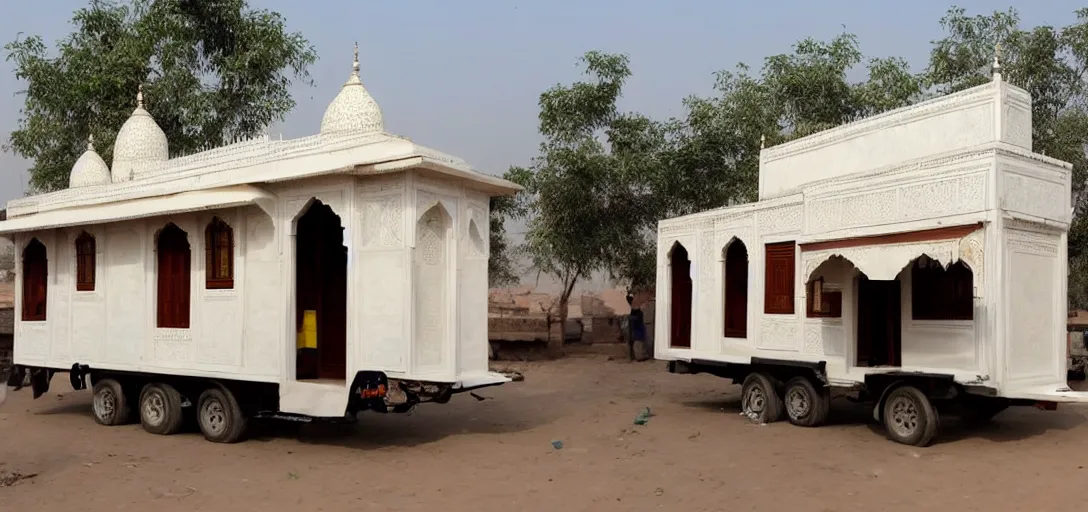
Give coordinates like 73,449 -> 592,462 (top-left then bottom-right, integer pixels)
889,396 -> 919,437
786,387 -> 810,418
143,392 -> 166,426
201,399 -> 227,435
93,389 -> 116,419
744,386 -> 766,415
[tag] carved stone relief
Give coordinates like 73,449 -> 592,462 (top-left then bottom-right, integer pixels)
153,328 -> 193,363
466,201 -> 489,258
361,195 -> 404,249
806,171 -> 988,234
285,190 -> 346,228
759,204 -> 802,234
414,205 -> 449,368
958,229 -> 986,297
1003,104 -> 1033,149
1006,226 -> 1060,257
698,230 -> 715,296
758,316 -> 798,351
801,229 -> 986,297
1003,170 -> 1067,222
803,322 -> 823,355
358,174 -> 404,194
467,219 -> 486,258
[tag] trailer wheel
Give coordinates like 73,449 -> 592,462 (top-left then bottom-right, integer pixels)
139,383 -> 184,435
740,372 -> 783,423
91,379 -> 129,426
783,376 -> 830,427
197,387 -> 248,443
882,385 -> 939,447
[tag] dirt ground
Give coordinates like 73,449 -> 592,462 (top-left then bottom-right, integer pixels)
2,345 -> 1088,512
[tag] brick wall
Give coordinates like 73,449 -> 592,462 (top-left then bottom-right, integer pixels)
0,308 -> 12,378
0,307 -> 12,336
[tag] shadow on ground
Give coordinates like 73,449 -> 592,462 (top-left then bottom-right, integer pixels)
681,391 -> 1088,445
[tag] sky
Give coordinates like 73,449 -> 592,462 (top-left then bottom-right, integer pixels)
0,0 -> 1080,290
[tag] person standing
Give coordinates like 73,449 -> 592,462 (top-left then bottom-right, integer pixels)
626,295 -> 647,361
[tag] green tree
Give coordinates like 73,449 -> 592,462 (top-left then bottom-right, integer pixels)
488,195 -> 522,288
668,33 -> 923,215
923,6 -> 1088,308
510,51 -> 657,357
6,0 -> 317,192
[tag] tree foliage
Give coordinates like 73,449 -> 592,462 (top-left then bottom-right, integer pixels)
6,0 -> 317,192
506,51 -> 659,355
487,195 -> 522,288
923,6 -> 1088,307
500,5 -> 1088,316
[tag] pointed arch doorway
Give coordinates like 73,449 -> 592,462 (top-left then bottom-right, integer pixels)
295,200 -> 348,381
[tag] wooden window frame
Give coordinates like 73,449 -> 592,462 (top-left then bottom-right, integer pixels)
21,238 -> 48,322
75,231 -> 96,292
157,224 -> 192,329
204,217 -> 234,290
764,241 -> 796,315
911,259 -> 973,321
805,277 -> 842,318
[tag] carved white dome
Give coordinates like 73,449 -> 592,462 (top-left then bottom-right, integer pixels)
112,85 -> 168,182
69,135 -> 111,188
320,43 -> 384,136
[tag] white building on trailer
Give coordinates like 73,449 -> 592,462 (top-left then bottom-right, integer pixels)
0,45 -> 521,443
655,56 -> 1088,446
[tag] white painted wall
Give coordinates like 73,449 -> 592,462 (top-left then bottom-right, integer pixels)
11,168 -> 497,390
759,81 -> 1033,201
654,77 -> 1073,398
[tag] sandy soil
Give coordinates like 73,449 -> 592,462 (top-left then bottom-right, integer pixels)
2,345 -> 1088,512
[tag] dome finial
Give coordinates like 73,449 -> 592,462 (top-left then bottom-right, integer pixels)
760,134 -> 766,150
353,41 -> 360,77
87,133 -> 95,152
992,42 -> 1003,81
319,41 -> 384,135
137,83 -> 144,108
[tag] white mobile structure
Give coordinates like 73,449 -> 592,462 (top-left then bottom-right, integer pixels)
655,55 -> 1088,446
0,45 -> 521,443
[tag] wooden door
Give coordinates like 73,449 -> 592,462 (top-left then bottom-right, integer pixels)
318,239 -> 347,380
724,243 -> 748,338
856,279 -> 901,367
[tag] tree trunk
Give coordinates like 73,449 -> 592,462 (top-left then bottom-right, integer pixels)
548,300 -> 567,359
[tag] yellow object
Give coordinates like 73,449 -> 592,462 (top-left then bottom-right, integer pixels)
297,310 -> 317,349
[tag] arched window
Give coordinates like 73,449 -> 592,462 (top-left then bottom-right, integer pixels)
911,258 -> 973,321
723,239 -> 749,338
669,242 -> 693,348
204,217 -> 234,289
22,238 -> 48,321
75,231 -> 96,291
157,224 -> 191,328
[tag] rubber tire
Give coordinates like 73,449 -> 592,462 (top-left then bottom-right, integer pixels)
882,385 -> 939,447
91,378 -> 130,426
740,372 -> 784,423
139,383 -> 185,435
196,387 -> 249,444
783,376 -> 831,427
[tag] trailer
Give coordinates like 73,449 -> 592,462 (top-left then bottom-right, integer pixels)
0,45 -> 521,443
654,57 -> 1088,446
